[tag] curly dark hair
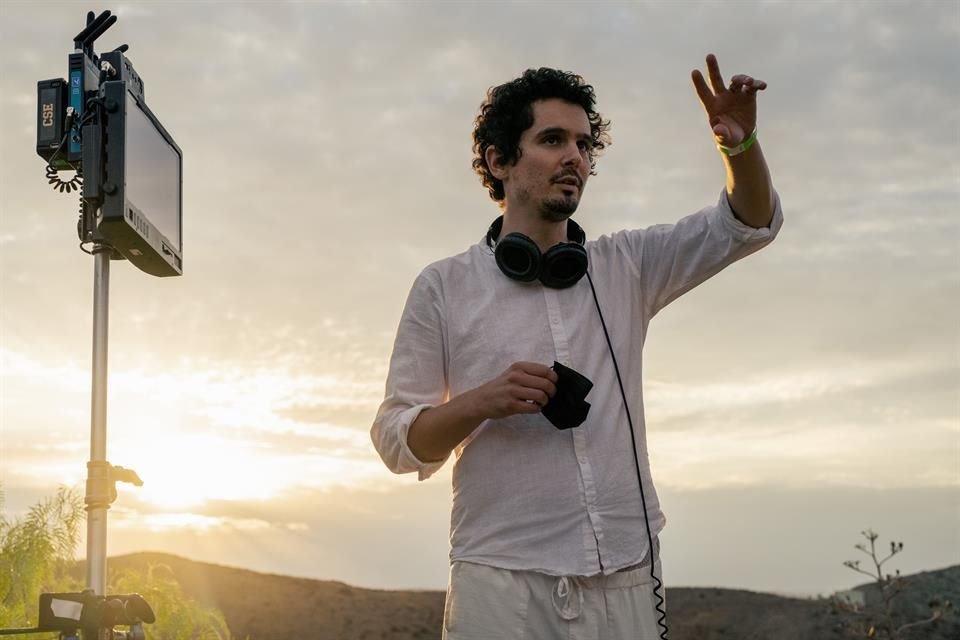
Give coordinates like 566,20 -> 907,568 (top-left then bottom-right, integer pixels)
472,67 -> 612,204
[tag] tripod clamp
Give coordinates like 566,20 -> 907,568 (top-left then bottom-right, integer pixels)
86,461 -> 143,510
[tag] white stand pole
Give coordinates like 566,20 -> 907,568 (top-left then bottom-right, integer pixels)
85,248 -> 110,597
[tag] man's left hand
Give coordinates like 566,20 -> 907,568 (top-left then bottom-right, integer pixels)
691,53 -> 767,147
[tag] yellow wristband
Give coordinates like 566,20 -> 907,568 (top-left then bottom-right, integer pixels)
717,128 -> 758,157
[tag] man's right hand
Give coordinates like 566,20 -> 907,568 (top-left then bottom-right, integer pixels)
407,361 -> 559,463
467,361 -> 559,420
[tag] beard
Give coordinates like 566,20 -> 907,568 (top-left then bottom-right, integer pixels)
539,192 -> 580,222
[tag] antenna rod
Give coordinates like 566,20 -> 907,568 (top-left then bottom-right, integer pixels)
82,15 -> 117,49
73,10 -> 112,49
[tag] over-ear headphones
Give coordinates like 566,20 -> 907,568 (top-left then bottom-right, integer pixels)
486,216 -> 588,289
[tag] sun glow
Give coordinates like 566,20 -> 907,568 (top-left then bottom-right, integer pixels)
99,363 -> 382,509
3,344 -> 387,517
110,433 -> 288,508
135,513 -> 271,532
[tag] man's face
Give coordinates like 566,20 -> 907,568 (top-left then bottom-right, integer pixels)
500,98 -> 593,222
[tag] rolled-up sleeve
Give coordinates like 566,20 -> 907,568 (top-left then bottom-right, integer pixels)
716,188 -> 784,243
370,269 -> 450,481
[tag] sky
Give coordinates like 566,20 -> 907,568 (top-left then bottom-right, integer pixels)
1,0 -> 958,598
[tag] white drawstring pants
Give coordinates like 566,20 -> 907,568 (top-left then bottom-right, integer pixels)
442,540 -> 664,640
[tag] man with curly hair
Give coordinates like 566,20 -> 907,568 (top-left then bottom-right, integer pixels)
372,55 -> 782,639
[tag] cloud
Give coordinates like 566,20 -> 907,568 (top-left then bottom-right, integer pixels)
642,357 -> 958,490
648,362 -> 876,420
0,344 -> 388,509
111,510 -> 272,533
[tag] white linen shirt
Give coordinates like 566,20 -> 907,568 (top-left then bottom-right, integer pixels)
371,189 -> 784,577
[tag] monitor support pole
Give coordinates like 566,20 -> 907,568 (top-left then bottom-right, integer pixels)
86,246 -> 110,598
83,236 -> 144,615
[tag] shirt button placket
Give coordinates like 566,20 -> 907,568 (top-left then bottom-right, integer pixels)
544,288 -> 603,572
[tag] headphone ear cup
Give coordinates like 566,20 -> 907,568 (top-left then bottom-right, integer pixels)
539,243 -> 588,289
495,233 -> 542,282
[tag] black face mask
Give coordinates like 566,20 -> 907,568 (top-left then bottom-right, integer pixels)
541,361 -> 593,430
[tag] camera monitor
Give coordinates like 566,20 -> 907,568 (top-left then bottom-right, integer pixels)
98,80 -> 182,277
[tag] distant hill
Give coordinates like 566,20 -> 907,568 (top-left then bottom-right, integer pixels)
77,553 -> 958,640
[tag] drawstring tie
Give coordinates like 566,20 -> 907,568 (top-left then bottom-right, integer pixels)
552,576 -> 583,621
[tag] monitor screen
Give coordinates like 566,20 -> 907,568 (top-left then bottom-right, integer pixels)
124,89 -> 181,252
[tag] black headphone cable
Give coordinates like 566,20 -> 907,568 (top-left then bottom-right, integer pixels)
585,270 -> 670,639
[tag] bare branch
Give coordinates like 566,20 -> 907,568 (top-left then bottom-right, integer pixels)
895,609 -> 943,633
835,529 -> 946,640
843,564 -> 880,581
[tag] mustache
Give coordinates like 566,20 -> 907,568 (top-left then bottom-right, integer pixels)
551,171 -> 582,188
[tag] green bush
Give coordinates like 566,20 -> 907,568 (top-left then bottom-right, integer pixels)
0,487 -> 84,635
113,562 -> 232,640
1,487 -> 232,639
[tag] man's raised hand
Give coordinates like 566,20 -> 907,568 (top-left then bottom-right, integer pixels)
691,53 -> 767,147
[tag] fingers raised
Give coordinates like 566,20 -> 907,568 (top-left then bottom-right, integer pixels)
706,53 -> 725,94
691,69 -> 714,109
